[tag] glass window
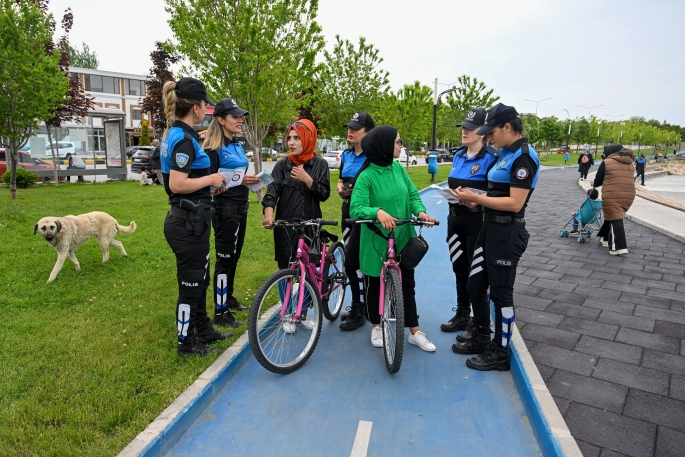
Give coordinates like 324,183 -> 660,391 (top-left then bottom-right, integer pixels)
126,79 -> 146,96
85,74 -> 103,92
102,76 -> 119,94
132,109 -> 142,120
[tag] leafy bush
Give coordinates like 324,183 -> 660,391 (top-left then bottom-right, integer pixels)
2,168 -> 39,188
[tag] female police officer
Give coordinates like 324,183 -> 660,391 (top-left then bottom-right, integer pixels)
203,98 -> 262,329
452,103 -> 539,371
161,77 -> 230,357
440,109 -> 498,340
338,112 -> 374,331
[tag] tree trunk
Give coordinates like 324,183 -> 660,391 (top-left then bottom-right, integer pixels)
46,127 -> 60,186
9,146 -> 18,200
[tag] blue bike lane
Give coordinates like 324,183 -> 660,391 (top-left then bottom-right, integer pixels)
164,188 -> 542,457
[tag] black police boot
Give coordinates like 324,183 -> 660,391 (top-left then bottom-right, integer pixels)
226,297 -> 248,311
466,342 -> 510,371
196,321 -> 232,345
340,302 -> 359,322
213,309 -> 243,328
452,326 -> 491,354
177,339 -> 221,357
456,318 -> 475,343
440,308 -> 471,332
339,305 -> 366,331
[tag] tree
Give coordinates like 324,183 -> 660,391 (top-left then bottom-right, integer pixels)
44,6 -> 95,185
520,114 -> 540,146
573,118 -> 591,152
0,0 -> 70,199
439,75 -> 499,147
67,41 -> 98,69
139,119 -> 151,146
141,41 -> 180,134
393,81 -> 433,151
165,0 -> 324,176
313,35 -> 390,137
539,116 -> 563,153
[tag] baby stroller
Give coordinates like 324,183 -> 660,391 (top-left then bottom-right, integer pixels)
559,188 -> 603,243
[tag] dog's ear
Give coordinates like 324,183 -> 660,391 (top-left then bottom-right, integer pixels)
55,220 -> 62,233
33,223 -> 38,235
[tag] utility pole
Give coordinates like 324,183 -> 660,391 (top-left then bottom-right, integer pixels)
524,97 -> 551,117
431,78 -> 459,151
578,104 -> 603,119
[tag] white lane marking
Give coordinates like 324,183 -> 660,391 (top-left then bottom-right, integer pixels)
350,420 -> 373,457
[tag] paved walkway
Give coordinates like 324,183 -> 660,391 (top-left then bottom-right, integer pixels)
518,167 -> 685,457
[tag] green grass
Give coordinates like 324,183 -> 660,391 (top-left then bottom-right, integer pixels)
0,168 -> 444,456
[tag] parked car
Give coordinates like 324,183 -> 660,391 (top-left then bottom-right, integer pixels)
323,150 -> 344,169
261,147 -> 279,157
0,148 -> 63,182
395,148 -> 417,165
21,141 -> 75,159
557,146 -> 572,154
130,146 -> 156,173
424,149 -> 453,163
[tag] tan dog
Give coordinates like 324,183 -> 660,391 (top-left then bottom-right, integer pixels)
34,212 -> 137,282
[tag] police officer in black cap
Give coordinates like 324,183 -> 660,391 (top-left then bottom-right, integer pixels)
338,112 -> 374,331
452,103 -> 540,371
441,109 -> 498,339
161,77 -> 231,356
203,98 -> 263,329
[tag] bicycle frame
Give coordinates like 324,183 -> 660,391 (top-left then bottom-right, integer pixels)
378,231 -> 402,320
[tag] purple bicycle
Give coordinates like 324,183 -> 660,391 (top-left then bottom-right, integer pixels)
347,217 -> 438,373
248,219 -> 346,374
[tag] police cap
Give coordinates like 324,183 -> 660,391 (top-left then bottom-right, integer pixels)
477,103 -> 520,135
175,77 -> 214,106
344,112 -> 375,130
213,98 -> 249,117
456,108 -> 486,129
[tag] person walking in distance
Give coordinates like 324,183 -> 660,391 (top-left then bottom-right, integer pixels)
634,153 -> 646,186
578,149 -> 594,181
338,112 -> 374,331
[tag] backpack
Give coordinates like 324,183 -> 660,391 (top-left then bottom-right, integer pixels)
581,154 -> 589,164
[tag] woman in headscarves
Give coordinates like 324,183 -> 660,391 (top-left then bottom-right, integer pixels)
349,126 -> 438,352
578,148 -> 594,181
262,119 -> 330,268
591,144 -> 635,255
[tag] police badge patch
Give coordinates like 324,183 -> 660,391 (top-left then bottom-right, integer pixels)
470,163 -> 481,175
515,167 -> 529,179
176,153 -> 189,168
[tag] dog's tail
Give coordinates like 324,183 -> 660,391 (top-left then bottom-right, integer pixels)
116,221 -> 137,234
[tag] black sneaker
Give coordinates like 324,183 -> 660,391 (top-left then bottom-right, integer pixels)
339,305 -> 366,331
466,342 -> 510,371
440,308 -> 471,332
456,318 -> 475,342
227,297 -> 248,311
452,327 -> 491,354
196,322 -> 232,345
177,340 -> 221,357
213,310 -> 243,328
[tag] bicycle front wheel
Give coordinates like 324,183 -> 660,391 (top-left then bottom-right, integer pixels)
321,241 -> 346,321
248,269 -> 322,374
381,268 -> 405,374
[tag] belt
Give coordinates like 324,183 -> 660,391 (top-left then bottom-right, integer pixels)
168,205 -> 215,222
483,214 -> 525,224
449,205 -> 483,216
214,202 -> 249,216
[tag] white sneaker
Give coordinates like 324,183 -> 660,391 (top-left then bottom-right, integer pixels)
299,314 -> 316,331
371,326 -> 383,347
282,315 -> 296,334
601,241 -> 609,248
408,331 -> 436,352
609,248 -> 629,256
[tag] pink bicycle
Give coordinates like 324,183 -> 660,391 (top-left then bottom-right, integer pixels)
248,219 -> 347,374
347,217 -> 438,373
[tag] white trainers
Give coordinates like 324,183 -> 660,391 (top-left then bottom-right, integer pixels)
282,321 -> 296,334
408,331 -> 436,352
299,314 -> 316,331
601,241 -> 609,248
609,248 -> 629,256
371,326 -> 383,347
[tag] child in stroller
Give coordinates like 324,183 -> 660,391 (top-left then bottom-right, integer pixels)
559,188 -> 603,243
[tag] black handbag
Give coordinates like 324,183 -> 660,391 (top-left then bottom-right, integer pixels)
398,234 -> 429,270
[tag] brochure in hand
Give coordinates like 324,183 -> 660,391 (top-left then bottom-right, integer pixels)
211,167 -> 247,190
246,170 -> 274,192
430,184 -> 486,204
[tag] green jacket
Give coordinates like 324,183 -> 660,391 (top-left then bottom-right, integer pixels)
350,161 -> 427,277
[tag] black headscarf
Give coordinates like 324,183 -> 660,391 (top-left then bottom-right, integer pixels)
361,126 -> 397,168
603,144 -> 623,157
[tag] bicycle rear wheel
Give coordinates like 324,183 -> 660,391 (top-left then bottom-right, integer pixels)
321,241 -> 346,321
381,268 -> 405,374
248,269 -> 322,374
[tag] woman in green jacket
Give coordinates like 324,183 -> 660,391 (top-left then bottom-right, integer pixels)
350,126 -> 438,352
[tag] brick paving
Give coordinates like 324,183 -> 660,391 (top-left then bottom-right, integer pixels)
518,167 -> 685,457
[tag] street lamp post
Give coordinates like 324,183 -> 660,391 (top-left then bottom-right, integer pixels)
431,78 -> 458,151
578,104 -> 603,119
595,126 -> 600,159
563,109 -> 571,149
524,97 -> 551,117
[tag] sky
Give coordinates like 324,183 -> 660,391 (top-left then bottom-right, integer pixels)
48,0 -> 685,126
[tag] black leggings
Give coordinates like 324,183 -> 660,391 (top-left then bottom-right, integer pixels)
341,201 -> 363,305
212,205 -> 248,314
446,211 -> 484,313
605,219 -> 627,250
365,265 -> 418,328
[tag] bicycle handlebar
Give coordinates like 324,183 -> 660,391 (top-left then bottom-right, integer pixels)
262,218 -> 339,229
345,217 -> 439,227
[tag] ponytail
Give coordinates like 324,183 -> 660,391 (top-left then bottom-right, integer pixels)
162,80 -> 203,140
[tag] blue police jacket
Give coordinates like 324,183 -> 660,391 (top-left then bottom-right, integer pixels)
448,145 -> 498,194
340,148 -> 367,184
209,136 -> 250,206
486,138 -> 540,218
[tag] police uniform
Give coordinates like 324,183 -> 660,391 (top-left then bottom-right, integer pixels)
441,109 -> 498,333
635,155 -> 646,185
206,99 -> 251,329
161,78 -> 228,356
461,104 -> 539,371
338,112 -> 375,331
